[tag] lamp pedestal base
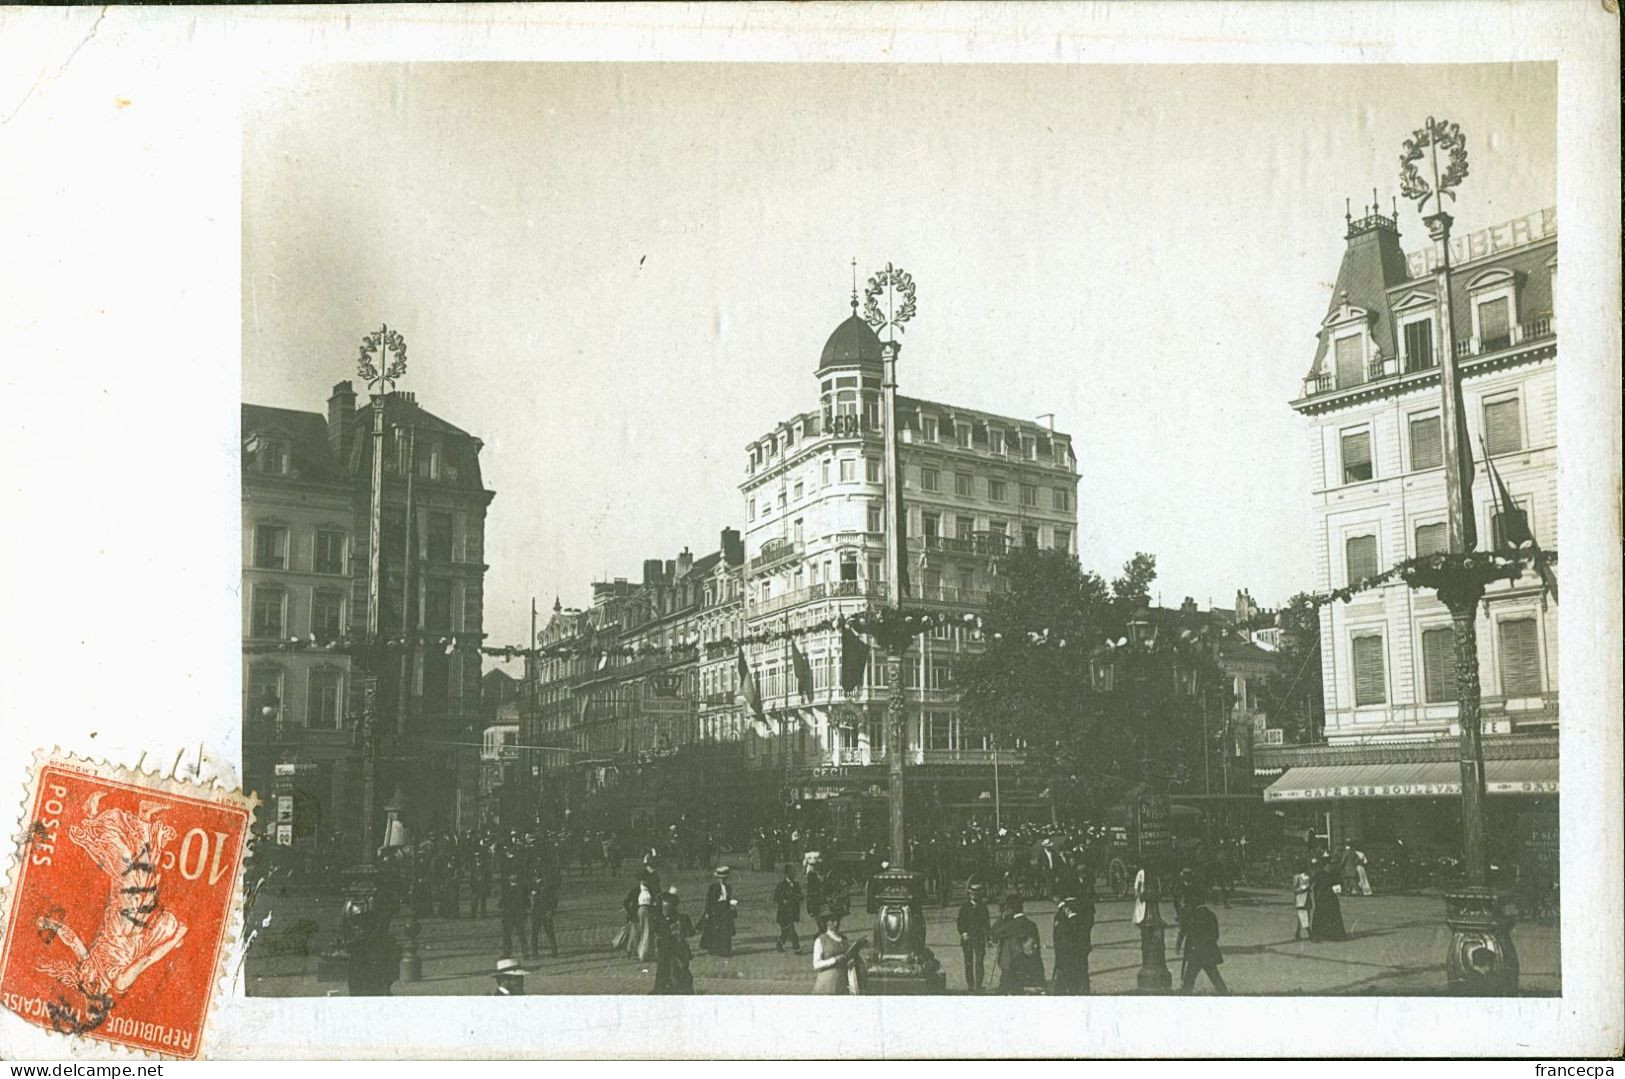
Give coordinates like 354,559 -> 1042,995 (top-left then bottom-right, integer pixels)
1444,887 -> 1519,995
865,867 -> 946,995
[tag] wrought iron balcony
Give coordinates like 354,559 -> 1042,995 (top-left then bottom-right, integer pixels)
750,537 -> 803,572
1302,315 -> 1555,399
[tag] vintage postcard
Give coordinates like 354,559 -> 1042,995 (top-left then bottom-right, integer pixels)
0,0 -> 1619,1062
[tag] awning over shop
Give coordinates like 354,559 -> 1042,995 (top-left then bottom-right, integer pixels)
1263,759 -> 1557,803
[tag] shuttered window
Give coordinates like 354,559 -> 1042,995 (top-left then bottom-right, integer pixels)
1334,335 -> 1364,387
1421,627 -> 1458,703
1409,414 -> 1443,471
1478,297 -> 1511,349
1483,397 -> 1523,455
1341,430 -> 1373,483
1352,634 -> 1386,706
1403,319 -> 1435,371
1415,521 -> 1448,557
1345,534 -> 1378,585
1498,618 -> 1542,697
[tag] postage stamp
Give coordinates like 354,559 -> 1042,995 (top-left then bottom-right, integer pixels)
0,752 -> 254,1059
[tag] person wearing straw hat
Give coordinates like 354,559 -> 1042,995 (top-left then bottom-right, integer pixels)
956,878 -> 992,992
699,865 -> 738,957
491,956 -> 531,996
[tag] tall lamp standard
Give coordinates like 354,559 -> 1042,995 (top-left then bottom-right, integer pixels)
1397,119 -> 1518,992
860,263 -> 944,994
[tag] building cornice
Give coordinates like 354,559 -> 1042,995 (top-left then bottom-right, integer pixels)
1291,340 -> 1555,416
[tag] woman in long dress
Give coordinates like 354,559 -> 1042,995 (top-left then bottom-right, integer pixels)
622,866 -> 661,961
1307,859 -> 1346,941
651,889 -> 696,994
811,911 -> 864,994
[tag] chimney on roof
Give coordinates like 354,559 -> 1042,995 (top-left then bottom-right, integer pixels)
677,547 -> 693,576
327,380 -> 356,463
643,559 -> 663,587
720,527 -> 743,566
1180,596 -> 1199,615
664,559 -> 676,583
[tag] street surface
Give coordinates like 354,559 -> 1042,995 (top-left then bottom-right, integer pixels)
244,862 -> 1558,997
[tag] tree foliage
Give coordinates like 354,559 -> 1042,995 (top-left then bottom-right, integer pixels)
1257,591 -> 1324,745
957,549 -> 1233,819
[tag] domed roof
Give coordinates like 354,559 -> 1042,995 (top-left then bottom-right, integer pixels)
818,313 -> 883,374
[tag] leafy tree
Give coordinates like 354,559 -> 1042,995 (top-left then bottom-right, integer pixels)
957,549 -> 1231,820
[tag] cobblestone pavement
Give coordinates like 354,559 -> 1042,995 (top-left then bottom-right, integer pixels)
244,863 -> 1559,997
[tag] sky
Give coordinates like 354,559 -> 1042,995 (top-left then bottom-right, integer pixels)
242,62 -> 1556,663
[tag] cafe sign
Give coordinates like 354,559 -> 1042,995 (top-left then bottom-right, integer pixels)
1266,778 -> 1559,802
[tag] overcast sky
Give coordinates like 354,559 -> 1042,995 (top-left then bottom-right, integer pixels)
242,62 -> 1555,662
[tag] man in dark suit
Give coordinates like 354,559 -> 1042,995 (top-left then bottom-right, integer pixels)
992,893 -> 1044,994
529,845 -> 561,959
956,880 -> 991,991
498,845 -> 531,959
773,863 -> 804,954
1052,876 -> 1095,994
1178,900 -> 1228,994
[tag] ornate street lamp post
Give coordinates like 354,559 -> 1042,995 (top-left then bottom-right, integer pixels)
1398,119 -> 1518,993
861,263 -> 944,993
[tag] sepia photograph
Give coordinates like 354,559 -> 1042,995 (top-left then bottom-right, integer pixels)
239,62 -> 1560,999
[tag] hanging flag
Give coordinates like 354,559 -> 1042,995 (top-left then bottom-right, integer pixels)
839,623 -> 871,693
789,637 -> 815,703
735,646 -> 765,724
1482,439 -> 1557,603
895,455 -> 911,599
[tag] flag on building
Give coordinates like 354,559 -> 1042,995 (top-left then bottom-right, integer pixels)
839,623 -> 870,693
1483,439 -> 1558,603
736,646 -> 766,724
789,638 -> 815,703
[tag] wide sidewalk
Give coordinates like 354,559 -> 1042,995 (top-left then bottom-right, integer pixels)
244,863 -> 1559,996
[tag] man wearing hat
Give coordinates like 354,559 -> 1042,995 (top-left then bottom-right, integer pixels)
773,862 -> 805,954
1052,875 -> 1095,994
803,851 -> 830,922
956,878 -> 992,992
699,865 -> 738,957
491,956 -> 530,996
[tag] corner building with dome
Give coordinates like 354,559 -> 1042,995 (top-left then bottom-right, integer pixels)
729,301 -> 1080,836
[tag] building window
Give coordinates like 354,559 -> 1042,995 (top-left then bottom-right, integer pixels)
1351,634 -> 1386,706
312,590 -> 344,642
955,515 -> 974,542
989,429 -> 1005,455
1498,618 -> 1542,697
426,512 -> 453,562
1053,488 -> 1071,511
748,498 -> 756,521
955,472 -> 973,497
917,468 -> 938,492
1415,521 -> 1448,557
306,668 -> 342,731
1403,318 -> 1435,372
867,503 -> 883,533
1478,297 -> 1511,351
793,480 -> 804,501
1054,528 -> 1071,553
314,530 -> 346,574
252,438 -> 289,476
987,479 -> 1006,502
250,585 -> 285,639
1482,397 -> 1523,455
1020,483 -> 1037,507
956,424 -> 971,449
1421,626 -> 1458,704
416,439 -> 440,480
1023,437 -> 1037,461
1334,334 -> 1364,387
922,512 -> 940,545
839,459 -> 856,483
1022,526 -> 1039,550
777,487 -> 788,509
821,459 -> 831,486
253,524 -> 288,570
927,713 -> 953,750
1345,534 -> 1378,585
793,517 -> 804,545
424,579 -> 453,631
1408,414 -> 1442,471
923,416 -> 938,441
1340,429 -> 1373,484
865,458 -> 881,483
246,666 -> 281,722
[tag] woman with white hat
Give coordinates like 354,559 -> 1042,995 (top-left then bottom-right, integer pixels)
699,865 -> 738,956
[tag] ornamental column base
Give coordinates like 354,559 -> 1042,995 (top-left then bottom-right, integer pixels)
1444,887 -> 1519,995
865,866 -> 946,994
1136,916 -> 1172,992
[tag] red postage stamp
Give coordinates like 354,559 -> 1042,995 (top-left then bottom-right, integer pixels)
0,754 -> 253,1059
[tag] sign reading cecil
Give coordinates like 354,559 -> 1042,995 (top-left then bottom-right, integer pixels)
1135,792 -> 1171,856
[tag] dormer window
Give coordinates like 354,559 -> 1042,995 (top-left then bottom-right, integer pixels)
1402,317 -> 1436,372
246,435 -> 289,476
1333,334 -> 1364,388
1466,268 -> 1521,353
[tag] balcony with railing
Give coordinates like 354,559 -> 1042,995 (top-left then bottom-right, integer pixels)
750,537 -> 804,573
1302,315 -> 1555,399
749,578 -> 889,617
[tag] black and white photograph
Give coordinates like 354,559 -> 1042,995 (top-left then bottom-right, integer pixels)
238,61 -> 1562,1000
1,0 -> 1620,1063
